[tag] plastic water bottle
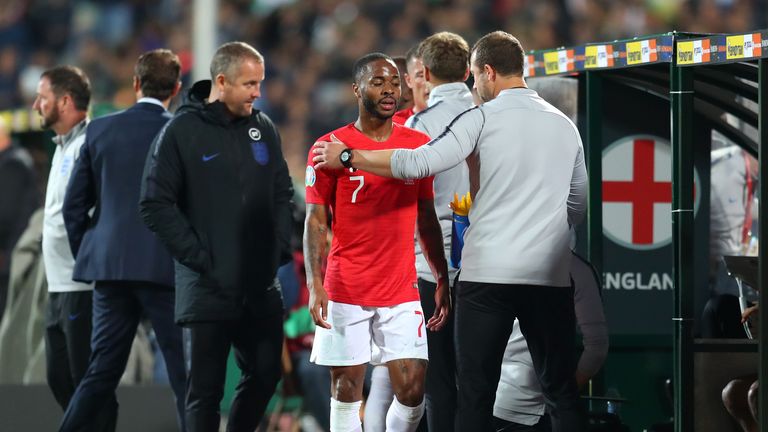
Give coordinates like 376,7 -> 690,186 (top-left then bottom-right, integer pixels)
450,213 -> 469,268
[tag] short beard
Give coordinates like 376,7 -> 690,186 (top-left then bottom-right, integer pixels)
40,105 -> 60,130
362,96 -> 391,120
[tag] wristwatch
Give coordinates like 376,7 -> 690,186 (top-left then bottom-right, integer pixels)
340,148 -> 354,168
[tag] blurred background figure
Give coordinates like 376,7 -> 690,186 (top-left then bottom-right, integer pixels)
0,208 -> 47,385
391,55 -> 414,125
703,138 -> 759,339
0,116 -> 38,322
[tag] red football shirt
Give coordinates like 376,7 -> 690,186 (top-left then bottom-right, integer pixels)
392,107 -> 414,125
305,123 -> 433,306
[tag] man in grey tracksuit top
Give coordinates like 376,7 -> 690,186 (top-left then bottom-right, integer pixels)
406,32 -> 473,432
367,32 -> 474,432
312,31 -> 588,432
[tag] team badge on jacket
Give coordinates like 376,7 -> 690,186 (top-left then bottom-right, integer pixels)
251,142 -> 269,165
249,128 -> 261,140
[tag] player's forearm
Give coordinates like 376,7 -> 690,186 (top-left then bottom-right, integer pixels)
416,202 -> 449,284
303,215 -> 328,291
349,149 -> 395,178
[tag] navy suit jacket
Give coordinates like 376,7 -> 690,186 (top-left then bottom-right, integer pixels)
64,102 -> 175,286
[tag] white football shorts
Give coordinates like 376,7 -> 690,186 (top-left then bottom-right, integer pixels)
310,300 -> 428,366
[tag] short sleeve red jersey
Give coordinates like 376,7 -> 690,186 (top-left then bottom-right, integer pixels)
305,123 -> 434,307
392,107 -> 414,125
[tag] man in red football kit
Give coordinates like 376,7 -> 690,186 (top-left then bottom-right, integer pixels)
391,55 -> 413,125
304,52 -> 449,432
392,46 -> 428,125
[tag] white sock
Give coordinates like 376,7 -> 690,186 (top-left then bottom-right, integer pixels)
385,397 -> 425,432
363,366 -> 394,432
330,398 -> 363,432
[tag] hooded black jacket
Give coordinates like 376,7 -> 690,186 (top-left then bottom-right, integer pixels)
140,80 -> 293,323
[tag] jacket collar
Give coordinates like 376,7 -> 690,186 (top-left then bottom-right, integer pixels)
53,119 -> 88,147
427,82 -> 472,107
177,80 -> 211,116
136,97 -> 166,110
206,101 -> 254,126
133,101 -> 167,115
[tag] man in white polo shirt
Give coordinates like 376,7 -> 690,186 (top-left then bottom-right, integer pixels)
33,66 -> 98,421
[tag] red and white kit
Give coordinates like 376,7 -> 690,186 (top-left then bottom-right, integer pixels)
305,122 -> 433,365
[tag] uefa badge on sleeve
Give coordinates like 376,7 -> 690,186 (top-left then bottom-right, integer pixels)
305,165 -> 316,187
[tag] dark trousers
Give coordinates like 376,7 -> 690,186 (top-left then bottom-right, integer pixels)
184,288 -> 284,432
701,294 -> 747,338
419,278 -> 457,431
493,414 -> 552,432
58,281 -> 186,432
455,282 -> 583,432
292,349 -> 330,430
45,291 -> 96,412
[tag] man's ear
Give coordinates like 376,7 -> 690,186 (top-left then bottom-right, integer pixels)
483,64 -> 496,82
404,72 -> 414,90
353,83 -> 360,99
171,81 -> 182,98
215,73 -> 227,90
423,66 -> 431,83
462,66 -> 470,82
133,76 -> 141,93
57,94 -> 71,111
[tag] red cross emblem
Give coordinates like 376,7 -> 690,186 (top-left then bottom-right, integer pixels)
602,136 -> 699,250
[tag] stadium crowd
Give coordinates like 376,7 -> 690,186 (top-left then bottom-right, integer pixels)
0,1 -> 765,431
0,0 -> 766,180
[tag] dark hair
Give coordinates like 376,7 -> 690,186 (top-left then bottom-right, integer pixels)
392,55 -> 408,76
353,52 -> 394,84
210,41 -> 263,81
41,66 -> 91,111
472,31 -> 525,76
135,49 -> 181,101
418,32 -> 470,82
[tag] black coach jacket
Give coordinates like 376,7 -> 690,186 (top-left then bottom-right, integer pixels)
140,80 -> 293,324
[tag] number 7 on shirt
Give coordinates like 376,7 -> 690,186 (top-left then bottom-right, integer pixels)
350,176 -> 364,203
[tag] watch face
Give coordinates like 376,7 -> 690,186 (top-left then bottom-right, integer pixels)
341,151 -> 350,162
